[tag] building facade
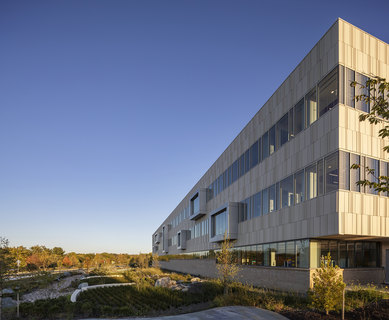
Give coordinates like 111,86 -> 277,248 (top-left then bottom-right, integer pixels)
152,19 -> 389,292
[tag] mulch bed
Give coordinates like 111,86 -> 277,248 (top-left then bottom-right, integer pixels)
280,299 -> 389,320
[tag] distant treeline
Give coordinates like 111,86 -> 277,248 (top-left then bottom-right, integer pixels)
6,245 -> 152,272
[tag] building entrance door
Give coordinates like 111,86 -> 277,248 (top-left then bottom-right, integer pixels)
386,250 -> 389,284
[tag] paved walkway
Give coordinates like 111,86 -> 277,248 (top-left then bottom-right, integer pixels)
81,306 -> 288,319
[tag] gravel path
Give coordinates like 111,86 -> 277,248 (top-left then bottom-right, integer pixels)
21,274 -> 82,302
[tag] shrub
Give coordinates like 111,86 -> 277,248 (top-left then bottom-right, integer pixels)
310,252 -> 346,315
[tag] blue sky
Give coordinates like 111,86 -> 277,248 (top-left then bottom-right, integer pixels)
1,0 -> 388,254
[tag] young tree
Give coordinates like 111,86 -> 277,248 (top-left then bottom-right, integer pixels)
0,238 -> 14,320
311,253 -> 346,315
351,77 -> 389,193
216,232 -> 240,295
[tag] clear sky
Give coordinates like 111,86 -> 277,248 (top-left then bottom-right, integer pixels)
1,0 -> 388,254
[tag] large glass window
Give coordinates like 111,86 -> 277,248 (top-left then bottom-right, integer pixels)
280,175 -> 294,208
345,67 -> 355,108
294,170 -> 304,204
212,210 -> 228,237
245,149 -> 250,173
380,161 -> 388,196
239,154 -> 245,177
305,163 -> 317,200
306,88 -> 317,126
339,151 -> 350,190
262,188 -> 269,215
276,242 -> 286,267
285,241 -> 296,267
232,160 -> 238,183
269,184 -> 276,212
318,159 -> 324,195
263,244 -> 270,266
252,191 -> 261,217
288,109 -> 294,139
191,194 -> 199,215
350,154 -> 360,192
296,240 -> 309,268
365,157 -> 379,195
240,198 -> 250,222
318,67 -> 339,117
269,125 -> 276,155
262,131 -> 269,160
276,114 -> 289,149
250,141 -> 259,169
294,98 -> 305,136
325,152 -> 339,193
256,245 -> 264,266
355,72 -> 369,112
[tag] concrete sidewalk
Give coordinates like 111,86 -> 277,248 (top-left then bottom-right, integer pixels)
81,306 -> 288,319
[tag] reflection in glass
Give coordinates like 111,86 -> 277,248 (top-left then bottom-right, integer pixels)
306,88 -> 317,126
318,68 -> 338,117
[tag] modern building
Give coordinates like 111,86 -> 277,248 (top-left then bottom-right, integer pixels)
152,18 -> 389,292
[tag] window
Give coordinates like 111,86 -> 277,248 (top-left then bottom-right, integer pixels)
212,210 -> 228,237
305,163 -> 317,200
240,198 -> 250,222
318,67 -> 338,117
276,113 -> 289,149
276,242 -> 286,267
239,154 -> 245,177
294,98 -> 305,135
294,170 -> 304,204
250,141 -> 259,169
252,191 -> 261,217
355,72 -> 369,112
325,152 -> 339,193
191,194 -> 200,215
350,154 -> 360,192
269,184 -> 276,212
280,175 -> 294,208
288,108 -> 294,139
339,151 -> 350,190
232,160 -> 239,183
296,240 -> 309,268
262,188 -> 269,214
269,125 -> 276,155
262,131 -> 269,160
318,159 -> 324,195
380,161 -> 388,196
345,67 -> 355,108
365,157 -> 379,195
245,149 -> 250,173
306,88 -> 317,126
285,241 -> 296,267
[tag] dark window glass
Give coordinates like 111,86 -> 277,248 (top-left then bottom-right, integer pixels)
276,113 -> 289,149
294,98 -> 305,135
355,242 -> 364,267
250,141 -> 259,169
380,161 -> 388,196
318,67 -> 338,117
269,184 -> 276,212
339,151 -> 350,190
288,109 -> 294,139
257,245 -> 264,266
346,68 -> 355,107
347,242 -> 355,268
355,72 -> 369,112
258,137 -> 262,163
305,163 -> 317,200
296,240 -> 309,268
330,240 -> 339,266
232,160 -> 238,183
262,188 -> 269,215
325,152 -> 339,193
364,242 -> 378,267
294,170 -> 304,204
212,210 -> 228,237
223,171 -> 227,189
228,166 -> 232,186
245,149 -> 250,173
280,175 -> 294,208
350,154 -> 360,192
339,242 -> 347,268
365,157 -> 379,195
253,191 -> 261,217
285,241 -> 295,267
262,132 -> 269,160
192,194 -> 199,215
269,125 -> 276,155
276,242 -> 286,267
218,175 -> 223,193
263,244 -> 270,266
306,88 -> 317,126
318,159 -> 324,195
339,65 -> 344,105
239,154 -> 245,177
